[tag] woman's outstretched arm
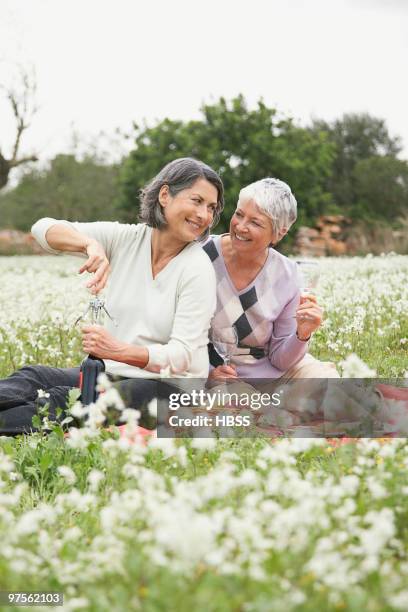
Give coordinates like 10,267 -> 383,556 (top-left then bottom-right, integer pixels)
31,218 -> 112,294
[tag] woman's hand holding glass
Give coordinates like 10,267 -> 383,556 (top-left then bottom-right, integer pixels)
208,327 -> 239,382
295,294 -> 323,340
295,260 -> 323,340
208,364 -> 238,382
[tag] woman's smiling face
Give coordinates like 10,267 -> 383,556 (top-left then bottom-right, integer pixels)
159,178 -> 219,243
229,199 -> 275,253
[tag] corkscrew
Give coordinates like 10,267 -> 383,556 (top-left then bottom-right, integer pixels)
74,296 -> 118,327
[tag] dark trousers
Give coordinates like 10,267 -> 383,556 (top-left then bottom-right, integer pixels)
0,364 -> 171,436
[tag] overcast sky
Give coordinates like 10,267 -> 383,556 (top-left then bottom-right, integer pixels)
1,0 -> 408,171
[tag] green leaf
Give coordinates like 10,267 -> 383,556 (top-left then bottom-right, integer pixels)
31,415 -> 41,429
68,387 -> 81,407
39,453 -> 53,474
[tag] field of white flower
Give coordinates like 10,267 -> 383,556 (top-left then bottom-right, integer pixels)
0,254 -> 407,612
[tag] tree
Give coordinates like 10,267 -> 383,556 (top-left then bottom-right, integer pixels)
352,156 -> 408,220
311,113 -> 402,211
0,154 -> 120,231
0,67 -> 38,189
118,96 -> 335,233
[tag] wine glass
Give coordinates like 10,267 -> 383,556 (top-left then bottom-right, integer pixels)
295,260 -> 320,322
210,326 -> 238,366
295,260 -> 320,297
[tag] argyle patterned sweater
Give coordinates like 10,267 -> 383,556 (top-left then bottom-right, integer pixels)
203,234 -> 309,379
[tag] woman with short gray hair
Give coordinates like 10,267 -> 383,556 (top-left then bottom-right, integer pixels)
204,176 -> 338,381
0,157 -> 224,435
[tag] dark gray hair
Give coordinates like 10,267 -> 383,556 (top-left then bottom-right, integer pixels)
139,158 -> 224,239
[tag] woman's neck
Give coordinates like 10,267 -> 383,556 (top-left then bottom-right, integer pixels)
151,228 -> 188,267
221,234 -> 268,271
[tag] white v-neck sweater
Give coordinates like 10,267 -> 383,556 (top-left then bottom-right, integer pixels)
31,218 -> 216,379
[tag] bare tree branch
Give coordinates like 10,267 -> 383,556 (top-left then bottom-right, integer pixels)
9,154 -> 38,169
0,66 -> 38,189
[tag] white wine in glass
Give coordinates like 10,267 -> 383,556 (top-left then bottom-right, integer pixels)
295,260 -> 320,321
295,260 -> 320,297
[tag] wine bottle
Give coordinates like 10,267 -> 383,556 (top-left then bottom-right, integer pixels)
79,354 -> 105,405
75,296 -> 117,406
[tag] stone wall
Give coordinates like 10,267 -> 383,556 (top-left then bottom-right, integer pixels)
294,215 -> 352,257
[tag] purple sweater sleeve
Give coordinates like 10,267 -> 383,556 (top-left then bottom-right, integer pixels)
267,289 -> 309,371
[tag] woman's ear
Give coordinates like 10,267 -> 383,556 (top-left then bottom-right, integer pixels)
270,227 -> 288,248
276,227 -> 288,242
158,184 -> 170,208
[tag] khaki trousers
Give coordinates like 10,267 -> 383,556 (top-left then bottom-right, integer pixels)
254,355 -> 340,420
283,353 -> 340,380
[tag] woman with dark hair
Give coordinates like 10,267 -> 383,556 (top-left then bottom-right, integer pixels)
0,158 -> 224,435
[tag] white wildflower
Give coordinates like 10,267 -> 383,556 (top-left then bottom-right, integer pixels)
86,403 -> 107,429
87,469 -> 105,492
388,591 -> 408,610
57,465 -> 77,485
64,597 -> 89,610
65,427 -> 93,450
148,398 -> 157,417
69,401 -> 87,419
148,437 -> 177,457
96,387 -> 125,412
339,354 -> 377,378
191,436 -> 216,451
96,372 -> 112,392
37,389 -> 50,399
119,408 -> 140,425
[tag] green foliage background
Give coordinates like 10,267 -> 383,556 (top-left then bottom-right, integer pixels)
0,154 -> 120,230
1,96 -> 407,240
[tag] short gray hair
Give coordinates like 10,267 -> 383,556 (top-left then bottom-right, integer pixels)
238,178 -> 297,237
139,158 -> 224,239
